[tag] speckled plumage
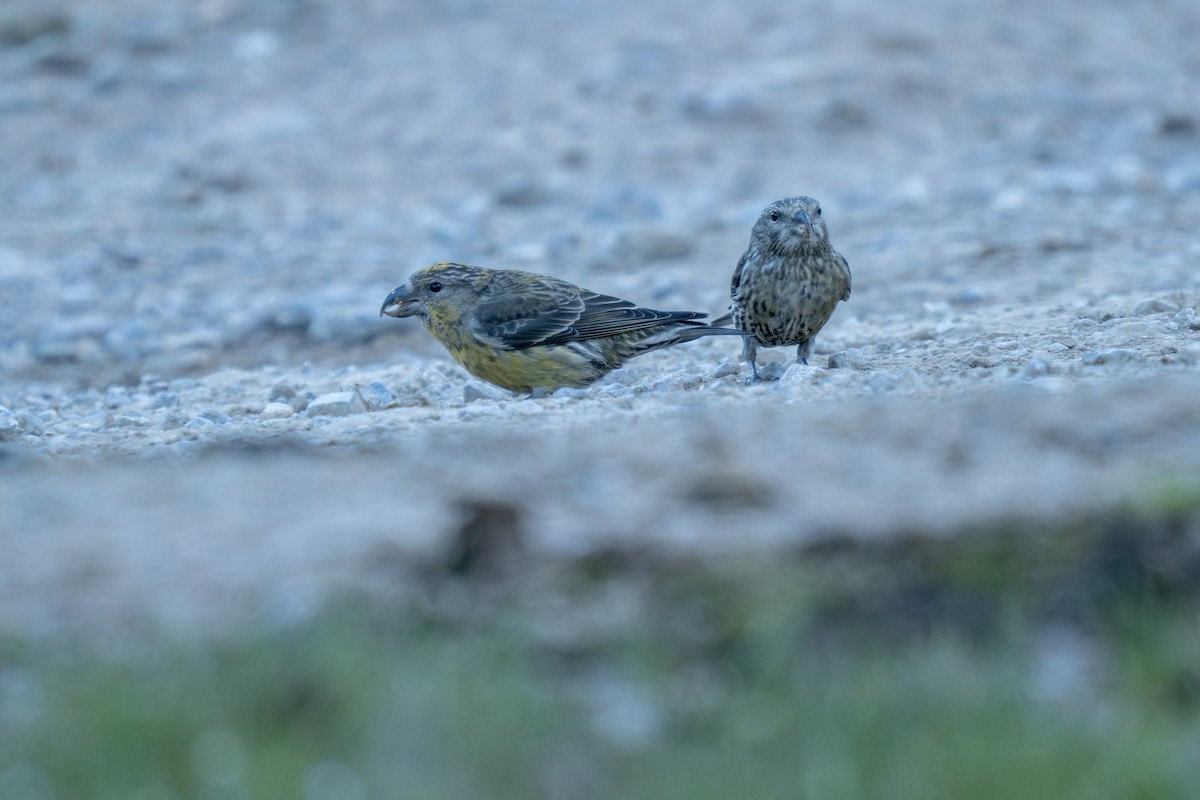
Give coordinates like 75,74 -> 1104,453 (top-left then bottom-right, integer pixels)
726,196 -> 851,379
381,262 -> 746,393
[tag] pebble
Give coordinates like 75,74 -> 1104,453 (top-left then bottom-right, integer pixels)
161,412 -> 188,430
269,385 -> 297,402
828,349 -> 867,370
261,402 -> 294,419
358,382 -> 395,411
305,391 -> 368,417
1102,321 -> 1156,346
463,381 -> 507,403
1082,348 -> 1140,366
289,391 -> 316,413
780,363 -> 827,384
16,414 -> 45,436
1134,299 -> 1178,316
1172,345 -> 1200,364
711,362 -> 741,379
650,372 -> 704,392
1021,357 -> 1053,379
0,406 -> 21,440
757,361 -> 787,382
198,409 -> 233,425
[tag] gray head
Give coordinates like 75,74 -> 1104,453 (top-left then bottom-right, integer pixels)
749,196 -> 831,256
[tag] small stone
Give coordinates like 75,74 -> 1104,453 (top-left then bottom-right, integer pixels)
1082,348 -> 1140,366
1102,321 -> 1155,345
827,348 -> 866,369
0,406 -> 20,440
161,412 -> 188,430
1173,345 -> 1200,364
111,414 -> 149,428
867,371 -> 897,393
650,371 -> 704,392
261,402 -> 294,419
305,391 -> 368,417
780,363 -> 826,384
199,409 -> 232,425
1022,357 -> 1053,379
757,361 -> 787,382
154,391 -> 180,408
268,384 -> 296,402
711,361 -> 741,379
289,391 -> 316,413
464,381 -> 507,403
1134,299 -> 1178,316
185,416 -> 217,429
1046,342 -> 1069,353
358,382 -> 394,411
1174,308 -> 1198,328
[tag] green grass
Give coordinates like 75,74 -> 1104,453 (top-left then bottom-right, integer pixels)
4,495 -> 1200,798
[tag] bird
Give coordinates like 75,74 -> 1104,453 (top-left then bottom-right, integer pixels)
721,196 -> 851,380
380,262 -> 747,393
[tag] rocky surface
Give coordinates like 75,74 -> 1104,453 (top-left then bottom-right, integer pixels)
2,0 -> 1199,636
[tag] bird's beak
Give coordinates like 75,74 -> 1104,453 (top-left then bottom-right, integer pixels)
791,210 -> 811,226
380,284 -> 422,318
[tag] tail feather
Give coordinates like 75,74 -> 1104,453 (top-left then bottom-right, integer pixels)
631,321 -> 750,357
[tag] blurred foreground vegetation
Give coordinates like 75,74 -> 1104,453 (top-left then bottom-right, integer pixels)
3,483 -> 1200,799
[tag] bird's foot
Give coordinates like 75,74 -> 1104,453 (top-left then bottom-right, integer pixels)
748,361 -> 786,382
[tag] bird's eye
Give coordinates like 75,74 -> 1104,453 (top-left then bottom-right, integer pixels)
768,211 -> 780,222
814,206 -> 822,216
429,281 -> 443,293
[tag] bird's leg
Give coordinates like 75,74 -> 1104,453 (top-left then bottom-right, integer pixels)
796,339 -> 813,366
742,337 -> 761,382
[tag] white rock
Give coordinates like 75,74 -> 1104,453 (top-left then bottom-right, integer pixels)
0,406 -> 20,440
828,349 -> 867,369
261,402 -> 295,419
1081,348 -> 1140,366
305,391 -> 368,417
1134,299 -> 1178,316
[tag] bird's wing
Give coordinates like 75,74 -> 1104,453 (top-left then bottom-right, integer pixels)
729,250 -> 749,301
837,251 -> 852,300
470,275 -> 588,350
539,290 -> 707,344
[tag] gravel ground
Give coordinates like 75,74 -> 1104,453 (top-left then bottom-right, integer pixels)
2,0 -> 1199,636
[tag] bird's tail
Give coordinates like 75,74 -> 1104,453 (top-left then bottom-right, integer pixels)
633,320 -> 750,356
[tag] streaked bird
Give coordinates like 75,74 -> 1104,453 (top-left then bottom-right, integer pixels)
723,196 -> 851,380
